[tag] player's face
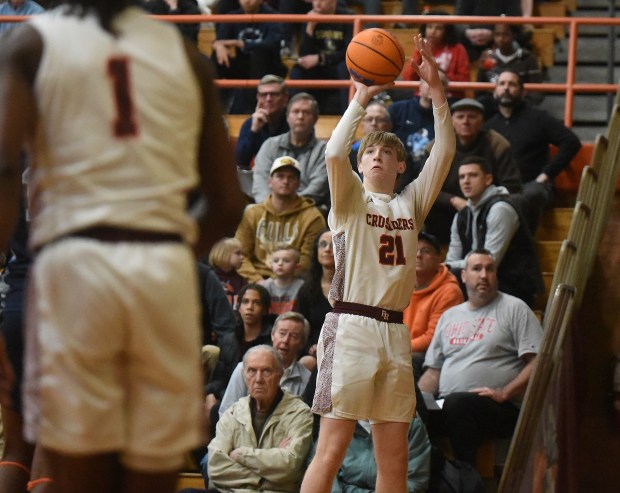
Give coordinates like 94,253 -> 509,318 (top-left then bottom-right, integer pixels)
256,83 -> 288,115
244,351 -> 283,410
271,319 -> 305,367
239,0 -> 262,14
317,231 -> 334,270
270,250 -> 298,278
493,24 -> 514,53
358,143 -> 405,190
452,109 -> 483,142
425,23 -> 446,47
458,163 -> 493,204
415,240 -> 440,277
229,248 -> 244,270
268,168 -> 300,197
238,289 -> 266,326
494,72 -> 523,107
462,253 -> 498,306
361,105 -> 391,134
287,99 -> 317,136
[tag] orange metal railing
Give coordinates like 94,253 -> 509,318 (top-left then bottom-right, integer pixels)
2,12 -> 619,128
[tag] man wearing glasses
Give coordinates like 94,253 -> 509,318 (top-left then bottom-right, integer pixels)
235,75 -> 290,170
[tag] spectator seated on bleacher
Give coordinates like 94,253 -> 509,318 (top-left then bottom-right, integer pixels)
252,93 -> 329,208
138,0 -> 201,44
294,229 -> 334,373
404,232 -> 464,381
484,70 -> 582,234
235,74 -> 290,169
419,249 -> 542,467
456,0 -> 523,62
210,0 -> 287,114
401,10 -> 470,100
288,0 -> 353,115
327,416 -> 432,493
197,262 -> 238,347
260,245 -> 305,314
207,237 -> 248,306
218,311 -> 312,417
237,155 -> 326,282
206,345 -> 314,493
0,0 -> 44,33
390,72 -> 449,185
476,24 -> 544,117
423,97 -> 522,244
445,156 -> 544,308
203,284 -> 273,444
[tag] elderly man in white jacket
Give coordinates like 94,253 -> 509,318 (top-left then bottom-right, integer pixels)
207,345 -> 314,493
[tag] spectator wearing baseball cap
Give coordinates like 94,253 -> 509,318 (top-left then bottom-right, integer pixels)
235,156 -> 326,282
420,96 -> 523,243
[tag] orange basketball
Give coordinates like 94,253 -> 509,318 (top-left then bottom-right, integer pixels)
346,28 -> 405,86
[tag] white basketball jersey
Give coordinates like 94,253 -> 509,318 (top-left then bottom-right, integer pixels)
28,7 -> 202,249
326,100 -> 455,311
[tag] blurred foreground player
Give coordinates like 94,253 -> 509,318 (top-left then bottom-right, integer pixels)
300,34 -> 455,493
0,2 -> 245,493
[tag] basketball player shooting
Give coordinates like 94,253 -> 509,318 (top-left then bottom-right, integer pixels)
300,34 -> 456,493
0,1 -> 245,493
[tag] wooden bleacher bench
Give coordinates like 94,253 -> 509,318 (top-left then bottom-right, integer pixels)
535,2 -> 567,40
198,25 -> 215,56
176,472 -> 204,491
536,208 -> 573,241
530,27 -> 556,69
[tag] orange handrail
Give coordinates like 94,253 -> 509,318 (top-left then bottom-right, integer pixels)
2,12 -> 620,128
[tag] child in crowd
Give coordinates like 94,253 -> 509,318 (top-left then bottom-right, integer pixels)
208,237 -> 247,305
260,244 -> 304,314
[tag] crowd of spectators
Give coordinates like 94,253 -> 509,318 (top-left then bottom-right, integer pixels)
0,2 -> 581,492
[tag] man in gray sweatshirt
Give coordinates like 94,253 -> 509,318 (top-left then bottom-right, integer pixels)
445,155 -> 543,307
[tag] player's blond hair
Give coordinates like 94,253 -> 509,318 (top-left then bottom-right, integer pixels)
357,131 -> 407,163
208,237 -> 243,272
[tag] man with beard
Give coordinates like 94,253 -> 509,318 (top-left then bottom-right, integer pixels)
419,249 -> 542,466
485,70 -> 582,233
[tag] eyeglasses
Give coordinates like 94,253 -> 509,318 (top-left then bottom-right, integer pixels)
257,91 -> 282,99
318,240 -> 332,249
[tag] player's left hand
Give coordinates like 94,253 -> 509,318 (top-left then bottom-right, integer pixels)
410,34 -> 440,87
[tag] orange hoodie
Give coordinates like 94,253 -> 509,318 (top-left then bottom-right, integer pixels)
403,264 -> 464,352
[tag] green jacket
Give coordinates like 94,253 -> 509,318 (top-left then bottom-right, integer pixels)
208,391 -> 314,492
331,416 -> 431,493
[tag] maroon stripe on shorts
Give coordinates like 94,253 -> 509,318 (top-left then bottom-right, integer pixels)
312,312 -> 339,415
332,301 -> 403,324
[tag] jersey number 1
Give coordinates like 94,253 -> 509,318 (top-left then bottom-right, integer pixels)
107,57 -> 138,138
379,234 -> 406,265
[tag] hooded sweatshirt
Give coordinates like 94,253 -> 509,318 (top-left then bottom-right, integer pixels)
446,184 -> 518,270
235,195 -> 326,282
403,264 -> 464,353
